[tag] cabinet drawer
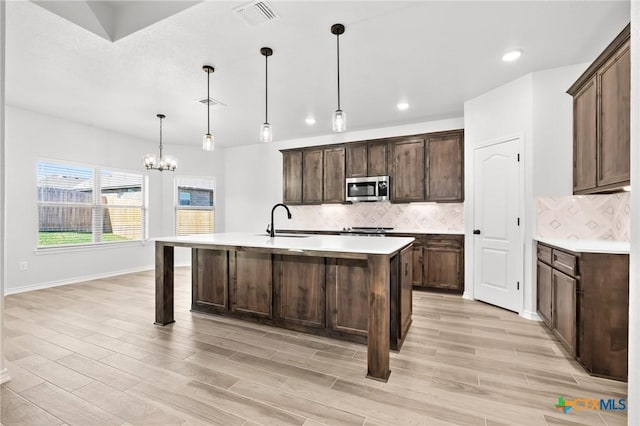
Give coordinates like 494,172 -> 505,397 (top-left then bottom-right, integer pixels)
552,250 -> 578,277
537,244 -> 552,264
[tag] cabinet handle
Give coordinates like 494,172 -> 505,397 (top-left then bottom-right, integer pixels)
405,262 -> 408,275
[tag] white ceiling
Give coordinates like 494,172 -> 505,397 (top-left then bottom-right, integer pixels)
6,1 -> 631,149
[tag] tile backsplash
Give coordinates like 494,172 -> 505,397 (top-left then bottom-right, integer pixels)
286,202 -> 464,232
537,193 -> 630,241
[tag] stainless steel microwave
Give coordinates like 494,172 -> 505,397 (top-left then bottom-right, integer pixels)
345,176 -> 389,202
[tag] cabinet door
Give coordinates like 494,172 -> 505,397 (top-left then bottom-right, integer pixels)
423,239 -> 462,292
302,149 -> 323,204
367,143 -> 387,176
597,41 -> 630,188
273,255 -> 325,329
323,147 -> 345,203
536,260 -> 552,327
399,246 -> 413,338
282,151 -> 303,204
573,78 -> 597,193
390,138 -> 425,202
552,269 -> 577,356
346,144 -> 367,178
192,249 -> 228,313
326,259 -> 368,337
425,132 -> 464,202
229,252 -> 272,318
412,244 -> 424,287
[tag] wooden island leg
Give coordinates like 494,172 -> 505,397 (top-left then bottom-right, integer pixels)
367,254 -> 390,381
155,241 -> 175,326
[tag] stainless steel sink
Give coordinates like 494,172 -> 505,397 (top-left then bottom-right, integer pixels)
255,233 -> 310,238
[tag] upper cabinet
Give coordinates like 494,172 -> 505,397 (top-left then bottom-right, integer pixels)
345,142 -> 387,178
568,24 -> 630,194
323,147 -> 345,203
282,151 -> 302,204
302,149 -> 323,204
425,130 -> 464,202
390,137 -> 425,202
281,128 -> 465,205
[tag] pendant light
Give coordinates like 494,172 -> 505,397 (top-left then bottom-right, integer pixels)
144,114 -> 177,172
202,65 -> 215,151
331,23 -> 346,133
260,47 -> 273,142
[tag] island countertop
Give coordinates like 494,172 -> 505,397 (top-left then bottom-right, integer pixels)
155,232 -> 415,256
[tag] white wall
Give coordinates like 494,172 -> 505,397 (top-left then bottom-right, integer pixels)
224,118 -> 464,233
0,0 -> 8,385
463,63 -> 587,319
4,106 -> 225,293
628,1 -> 638,423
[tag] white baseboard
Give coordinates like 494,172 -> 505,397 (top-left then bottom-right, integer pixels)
0,368 -> 11,384
5,265 -> 155,295
520,310 -> 541,321
462,291 -> 474,300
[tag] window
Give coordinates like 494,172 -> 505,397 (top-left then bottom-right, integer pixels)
37,161 -> 146,248
175,176 -> 215,235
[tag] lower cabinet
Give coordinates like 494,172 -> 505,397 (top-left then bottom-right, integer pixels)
406,234 -> 464,293
536,242 -> 629,381
273,255 -> 325,329
552,269 -> 577,356
191,246 -> 412,350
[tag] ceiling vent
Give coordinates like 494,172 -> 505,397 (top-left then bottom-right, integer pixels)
233,1 -> 278,26
197,97 -> 227,107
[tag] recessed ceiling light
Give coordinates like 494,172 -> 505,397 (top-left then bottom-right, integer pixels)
305,117 -> 316,125
502,50 -> 522,62
397,102 -> 409,111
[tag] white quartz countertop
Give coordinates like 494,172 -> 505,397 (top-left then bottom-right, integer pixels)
155,232 -> 415,256
535,237 -> 630,255
279,228 -> 464,235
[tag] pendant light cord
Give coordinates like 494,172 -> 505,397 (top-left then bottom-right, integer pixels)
207,71 -> 211,133
265,54 -> 269,123
159,116 -> 163,161
336,32 -> 341,110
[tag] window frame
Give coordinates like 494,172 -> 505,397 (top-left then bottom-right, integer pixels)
174,175 -> 216,236
36,159 -> 149,250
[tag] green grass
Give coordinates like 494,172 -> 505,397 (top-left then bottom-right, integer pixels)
39,232 -> 130,246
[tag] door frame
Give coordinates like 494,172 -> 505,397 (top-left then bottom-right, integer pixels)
466,134 -> 525,314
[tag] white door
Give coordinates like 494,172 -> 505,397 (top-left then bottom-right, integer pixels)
473,138 -> 522,312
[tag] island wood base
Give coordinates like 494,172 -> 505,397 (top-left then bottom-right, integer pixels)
155,241 -> 413,381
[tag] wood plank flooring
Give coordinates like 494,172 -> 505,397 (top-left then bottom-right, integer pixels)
1,268 -> 628,425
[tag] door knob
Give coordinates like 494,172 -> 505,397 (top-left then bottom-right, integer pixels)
473,229 -> 481,235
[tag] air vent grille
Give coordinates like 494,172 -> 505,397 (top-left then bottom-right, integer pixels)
233,1 -> 278,26
197,97 -> 227,107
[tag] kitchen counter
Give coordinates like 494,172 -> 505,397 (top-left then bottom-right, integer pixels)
535,237 -> 630,254
154,232 -> 415,382
155,232 -> 414,257
277,228 -> 464,236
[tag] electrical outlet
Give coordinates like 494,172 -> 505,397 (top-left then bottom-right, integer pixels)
19,261 -> 28,271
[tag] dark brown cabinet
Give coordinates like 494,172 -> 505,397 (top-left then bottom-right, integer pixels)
346,144 -> 367,178
536,260 -> 552,327
346,142 -> 387,178
536,242 -> 629,381
273,255 -> 325,329
302,149 -> 323,204
425,131 -> 464,202
368,143 -> 388,176
399,245 -> 413,338
323,147 -> 345,203
423,237 -> 464,292
192,249 -> 228,313
229,251 -> 272,319
282,151 -> 302,204
390,138 -> 425,202
568,24 -> 630,194
552,269 -> 577,356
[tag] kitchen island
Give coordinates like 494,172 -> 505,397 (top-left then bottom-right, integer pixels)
154,232 -> 414,381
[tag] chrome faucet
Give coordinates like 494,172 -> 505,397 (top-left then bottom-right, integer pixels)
266,203 -> 292,237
